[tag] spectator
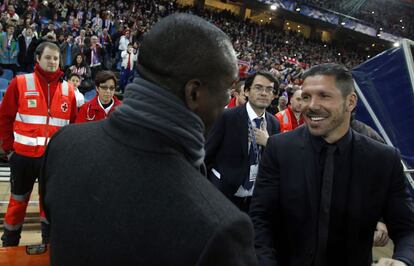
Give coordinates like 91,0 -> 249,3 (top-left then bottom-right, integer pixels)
60,35 -> 80,71
119,43 -> 137,93
65,54 -> 92,94
17,26 -> 37,73
84,35 -> 104,80
0,24 -> 19,75
67,73 -> 85,109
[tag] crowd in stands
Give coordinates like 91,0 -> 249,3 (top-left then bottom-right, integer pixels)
298,0 -> 414,39
0,0 -> 385,96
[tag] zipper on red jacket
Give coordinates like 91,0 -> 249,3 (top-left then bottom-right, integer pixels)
45,82 -> 50,146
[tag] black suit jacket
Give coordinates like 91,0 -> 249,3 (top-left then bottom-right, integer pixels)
250,125 -> 414,266
41,115 -> 258,265
205,104 -> 280,198
17,35 -> 37,66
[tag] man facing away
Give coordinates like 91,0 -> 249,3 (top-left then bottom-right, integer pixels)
40,13 -> 257,266
250,63 -> 414,266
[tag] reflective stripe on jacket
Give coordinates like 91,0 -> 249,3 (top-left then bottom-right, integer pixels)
13,73 -> 75,157
275,109 -> 293,133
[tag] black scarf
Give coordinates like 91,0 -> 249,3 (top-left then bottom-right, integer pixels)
112,78 -> 206,168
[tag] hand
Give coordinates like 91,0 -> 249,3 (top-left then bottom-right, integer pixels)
254,128 -> 269,147
373,222 -> 389,247
372,258 -> 407,266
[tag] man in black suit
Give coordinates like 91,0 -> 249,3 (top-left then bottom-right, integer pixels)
205,71 -> 280,213
40,13 -> 257,265
250,63 -> 414,266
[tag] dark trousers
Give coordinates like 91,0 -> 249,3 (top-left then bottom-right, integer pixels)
1,153 -> 49,247
90,65 -> 102,81
119,67 -> 134,93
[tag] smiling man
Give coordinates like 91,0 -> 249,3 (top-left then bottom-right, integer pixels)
249,63 -> 414,266
0,41 -> 77,246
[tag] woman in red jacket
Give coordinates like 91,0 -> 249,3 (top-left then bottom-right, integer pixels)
75,70 -> 121,123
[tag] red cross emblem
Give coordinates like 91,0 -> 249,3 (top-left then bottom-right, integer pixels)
61,102 -> 68,113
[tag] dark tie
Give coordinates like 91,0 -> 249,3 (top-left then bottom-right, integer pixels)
314,144 -> 337,266
243,117 -> 263,190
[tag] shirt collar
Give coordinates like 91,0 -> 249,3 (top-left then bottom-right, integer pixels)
246,101 -> 266,122
309,127 -> 352,154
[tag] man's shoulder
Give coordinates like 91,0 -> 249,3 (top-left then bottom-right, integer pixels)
50,121 -> 103,148
353,130 -> 396,157
223,105 -> 245,117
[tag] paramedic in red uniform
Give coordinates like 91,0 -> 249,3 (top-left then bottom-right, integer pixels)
0,41 -> 77,246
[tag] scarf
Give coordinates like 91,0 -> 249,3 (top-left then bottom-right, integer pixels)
34,63 -> 64,82
112,78 -> 206,168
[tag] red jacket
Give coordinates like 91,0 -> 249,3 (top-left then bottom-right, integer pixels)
275,106 -> 304,133
0,64 -> 77,153
226,97 -> 237,108
75,95 -> 121,123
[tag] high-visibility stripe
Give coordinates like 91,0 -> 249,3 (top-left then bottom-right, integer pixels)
11,192 -> 31,202
14,132 -> 48,146
281,110 -> 289,124
24,74 -> 36,91
15,113 -> 46,124
3,222 -> 23,231
49,117 -> 69,127
15,113 -> 69,127
61,81 -> 68,96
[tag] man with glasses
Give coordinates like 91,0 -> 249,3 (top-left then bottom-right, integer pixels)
205,71 -> 280,212
75,70 -> 121,123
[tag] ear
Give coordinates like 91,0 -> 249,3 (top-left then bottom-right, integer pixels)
184,79 -> 202,111
244,89 -> 250,99
346,92 -> 358,112
36,54 -> 40,64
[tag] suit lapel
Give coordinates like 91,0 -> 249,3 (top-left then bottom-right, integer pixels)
265,113 -> 275,135
237,106 -> 249,158
302,127 -> 318,224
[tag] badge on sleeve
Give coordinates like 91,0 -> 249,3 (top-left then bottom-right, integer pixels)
61,102 -> 68,112
27,99 -> 37,108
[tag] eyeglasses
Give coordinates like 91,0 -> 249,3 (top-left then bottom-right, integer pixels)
252,85 -> 274,94
99,85 -> 116,91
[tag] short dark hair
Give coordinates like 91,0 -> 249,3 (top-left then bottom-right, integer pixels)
35,41 -> 60,59
137,13 -> 236,96
244,71 -> 279,95
94,70 -> 117,88
302,63 -> 355,97
68,73 -> 81,80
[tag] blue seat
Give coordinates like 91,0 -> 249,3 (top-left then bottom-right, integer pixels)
84,88 -> 97,102
1,69 -> 13,81
0,78 -> 10,103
